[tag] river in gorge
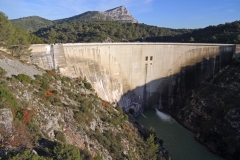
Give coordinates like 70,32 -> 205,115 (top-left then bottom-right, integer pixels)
137,109 -> 225,160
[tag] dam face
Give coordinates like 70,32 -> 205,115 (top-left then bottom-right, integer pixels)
30,43 -> 235,110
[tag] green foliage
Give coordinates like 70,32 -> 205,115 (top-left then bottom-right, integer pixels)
15,109 -> 23,120
0,12 -> 13,47
82,77 -> 92,90
34,21 -> 240,43
5,149 -> 49,160
7,27 -> 31,59
84,82 -> 92,90
54,130 -> 66,143
53,11 -> 113,24
34,21 -> 190,43
53,143 -> 82,160
146,20 -> 240,44
15,74 -> 32,83
144,134 -> 159,160
41,80 -> 50,90
0,67 -> 7,77
0,12 -> 43,59
123,113 -> 129,121
0,82 -> 19,109
8,11 -> 240,44
189,37 -> 194,42
149,127 -> 156,135
11,16 -> 53,33
89,130 -> 123,159
28,34 -> 44,44
93,154 -> 103,160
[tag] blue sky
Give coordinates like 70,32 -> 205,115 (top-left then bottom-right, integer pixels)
0,0 -> 239,29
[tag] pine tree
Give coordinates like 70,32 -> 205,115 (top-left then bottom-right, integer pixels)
143,134 -> 159,160
0,12 -> 13,47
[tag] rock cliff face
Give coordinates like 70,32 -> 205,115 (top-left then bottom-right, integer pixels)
172,61 -> 240,160
103,6 -> 138,23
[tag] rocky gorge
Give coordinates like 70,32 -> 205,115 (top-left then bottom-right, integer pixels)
168,59 -> 240,160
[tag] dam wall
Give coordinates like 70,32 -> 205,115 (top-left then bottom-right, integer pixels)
30,43 -> 235,110
236,44 -> 240,59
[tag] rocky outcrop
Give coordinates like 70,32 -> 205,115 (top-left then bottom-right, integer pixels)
103,6 -> 138,23
0,52 -> 161,159
173,61 -> 240,160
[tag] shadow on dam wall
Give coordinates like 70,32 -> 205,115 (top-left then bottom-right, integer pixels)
29,43 -> 236,115
117,46 -> 233,114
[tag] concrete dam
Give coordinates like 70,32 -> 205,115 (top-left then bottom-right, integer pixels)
30,43 -> 235,112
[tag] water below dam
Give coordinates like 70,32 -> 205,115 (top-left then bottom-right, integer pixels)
137,109 -> 225,160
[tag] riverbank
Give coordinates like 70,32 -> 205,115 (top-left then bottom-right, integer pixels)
127,113 -> 170,160
137,110 -> 224,160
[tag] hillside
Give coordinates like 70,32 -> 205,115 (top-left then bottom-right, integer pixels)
166,59 -> 240,160
10,5 -> 240,44
11,6 -> 138,33
33,20 -> 240,44
146,20 -> 240,44
53,11 -> 113,24
53,6 -> 138,24
0,51 -> 169,160
33,21 -> 190,43
11,16 -> 53,33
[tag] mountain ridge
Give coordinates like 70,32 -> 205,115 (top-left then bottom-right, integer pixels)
103,5 -> 138,23
11,6 -> 137,32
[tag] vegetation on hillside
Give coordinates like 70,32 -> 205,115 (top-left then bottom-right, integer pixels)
10,10 -> 240,44
0,12 -> 43,59
32,20 -> 240,44
33,21 -> 190,43
53,11 -> 113,25
146,20 -> 240,44
11,16 -> 53,33
0,60 -> 168,159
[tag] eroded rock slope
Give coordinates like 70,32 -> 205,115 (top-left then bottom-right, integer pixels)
175,60 -> 240,160
0,52 -> 164,159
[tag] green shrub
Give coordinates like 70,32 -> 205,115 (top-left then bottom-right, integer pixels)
61,76 -> 71,83
93,154 -> 103,160
34,74 -> 42,80
41,80 -> 50,90
0,67 -> 6,77
82,77 -> 92,90
0,84 -> 19,109
54,131 -> 66,143
74,112 -> 85,124
84,82 -> 92,90
42,73 -> 52,81
53,143 -> 82,160
15,74 -> 32,83
15,109 -> 23,120
5,149 -> 48,160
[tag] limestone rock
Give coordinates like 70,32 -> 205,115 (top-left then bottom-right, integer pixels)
103,6 -> 138,23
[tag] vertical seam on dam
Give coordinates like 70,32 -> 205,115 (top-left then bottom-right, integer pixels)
30,43 -> 236,111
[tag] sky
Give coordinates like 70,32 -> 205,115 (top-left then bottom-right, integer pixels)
0,0 -> 239,29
